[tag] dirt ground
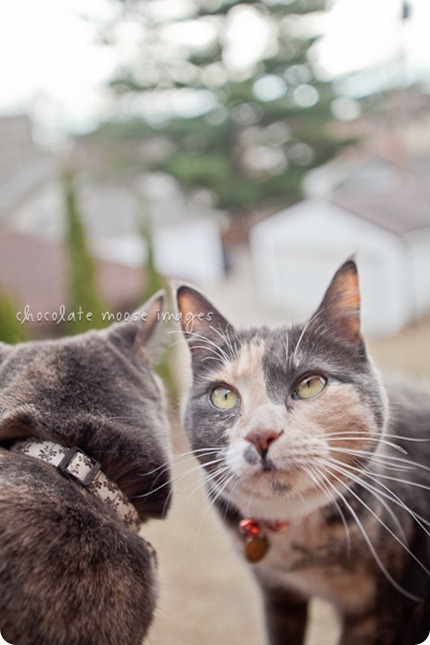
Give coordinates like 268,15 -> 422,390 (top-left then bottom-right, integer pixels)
143,251 -> 430,645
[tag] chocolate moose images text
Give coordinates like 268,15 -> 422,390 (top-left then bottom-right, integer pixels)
15,304 -> 214,328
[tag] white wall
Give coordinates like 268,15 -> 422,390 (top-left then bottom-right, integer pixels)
407,229 -> 430,319
250,199 -> 413,336
153,216 -> 225,285
7,182 -> 65,239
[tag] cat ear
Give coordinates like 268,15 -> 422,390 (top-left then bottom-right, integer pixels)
107,290 -> 165,362
176,285 -> 233,362
313,259 -> 362,346
134,290 -> 165,350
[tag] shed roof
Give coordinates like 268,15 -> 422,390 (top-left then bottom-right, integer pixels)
304,149 -> 430,236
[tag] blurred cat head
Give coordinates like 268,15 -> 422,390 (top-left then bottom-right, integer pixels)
0,291 -> 172,521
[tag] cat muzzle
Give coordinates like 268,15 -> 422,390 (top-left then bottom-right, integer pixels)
10,438 -> 141,532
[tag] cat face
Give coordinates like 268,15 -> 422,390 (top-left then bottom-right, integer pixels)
177,261 -> 388,522
0,292 -> 171,521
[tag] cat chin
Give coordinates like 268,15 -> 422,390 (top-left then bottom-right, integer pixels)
221,485 -> 331,523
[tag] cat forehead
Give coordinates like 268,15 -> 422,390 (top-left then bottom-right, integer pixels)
201,323 -> 343,385
207,339 -> 271,405
205,326 -> 293,375
211,339 -> 266,382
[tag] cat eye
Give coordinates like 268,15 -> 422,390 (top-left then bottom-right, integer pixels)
293,374 -> 327,400
210,386 -> 239,411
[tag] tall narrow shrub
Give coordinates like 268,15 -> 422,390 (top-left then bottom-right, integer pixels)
0,287 -> 29,344
64,172 -> 107,334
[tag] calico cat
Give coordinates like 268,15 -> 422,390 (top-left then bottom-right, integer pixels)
0,292 -> 171,645
176,260 -> 430,645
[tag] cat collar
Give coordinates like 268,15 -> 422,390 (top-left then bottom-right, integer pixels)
239,517 -> 291,563
11,438 -> 141,532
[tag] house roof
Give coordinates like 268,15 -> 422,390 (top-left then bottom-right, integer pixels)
0,227 -> 144,334
304,147 -> 430,236
332,188 -> 430,236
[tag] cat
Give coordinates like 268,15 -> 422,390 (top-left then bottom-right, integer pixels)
0,292 -> 172,645
176,260 -> 430,645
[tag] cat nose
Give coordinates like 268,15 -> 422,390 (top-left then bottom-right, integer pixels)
245,429 -> 283,457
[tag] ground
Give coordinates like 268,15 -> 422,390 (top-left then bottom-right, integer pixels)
144,247 -> 430,645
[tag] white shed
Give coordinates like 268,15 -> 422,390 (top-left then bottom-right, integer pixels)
249,194 -> 430,337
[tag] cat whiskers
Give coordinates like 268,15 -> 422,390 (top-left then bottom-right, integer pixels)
166,329 -> 228,365
285,330 -> 289,366
291,309 -> 324,367
322,450 -> 430,533
327,441 -> 430,475
169,328 -> 232,364
208,325 -> 240,363
171,466 -> 237,576
171,461 -> 231,521
324,431 -> 409,456
157,458 -> 232,575
304,464 -> 352,556
283,441 -> 430,548
158,447 -> 235,527
316,456 -> 430,600
318,456 -> 408,541
361,466 -> 430,532
167,450 -> 233,522
132,449 -> 223,503
325,430 -> 430,445
317,466 -> 422,601
195,468 -> 237,537
168,457 -> 237,561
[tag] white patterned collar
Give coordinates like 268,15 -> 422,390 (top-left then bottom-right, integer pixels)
11,438 -> 140,532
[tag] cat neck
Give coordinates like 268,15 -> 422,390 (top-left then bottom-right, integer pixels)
10,438 -> 141,532
214,482 -> 328,524
209,484 -> 316,528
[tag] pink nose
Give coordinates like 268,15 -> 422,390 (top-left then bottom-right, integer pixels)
244,429 -> 283,456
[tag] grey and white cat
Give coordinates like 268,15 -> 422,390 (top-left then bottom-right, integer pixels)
177,260 -> 430,645
0,293 -> 171,645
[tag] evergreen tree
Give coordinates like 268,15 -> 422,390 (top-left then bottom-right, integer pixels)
94,0 -> 348,215
63,172 -> 108,334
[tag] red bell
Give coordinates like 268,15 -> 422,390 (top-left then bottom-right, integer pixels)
239,518 -> 262,539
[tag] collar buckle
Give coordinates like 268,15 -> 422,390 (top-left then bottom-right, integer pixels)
58,446 -> 101,487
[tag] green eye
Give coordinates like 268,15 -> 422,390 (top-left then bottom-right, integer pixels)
294,374 -> 327,400
210,386 -> 239,410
